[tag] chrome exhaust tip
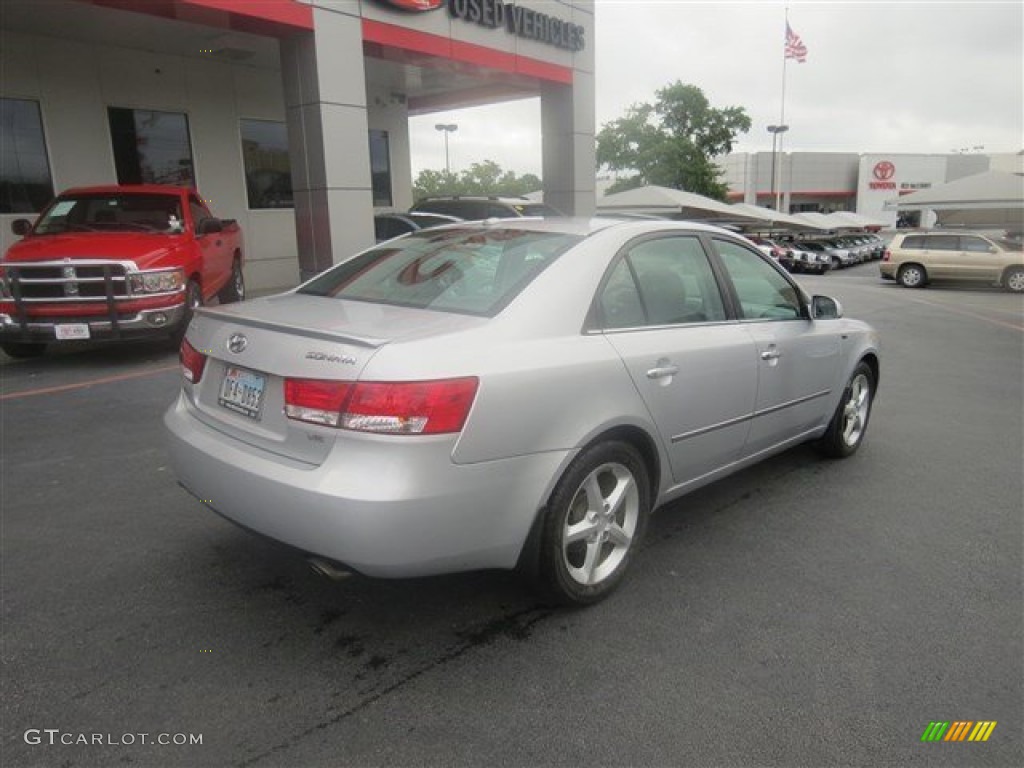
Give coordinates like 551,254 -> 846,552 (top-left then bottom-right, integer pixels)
306,556 -> 351,581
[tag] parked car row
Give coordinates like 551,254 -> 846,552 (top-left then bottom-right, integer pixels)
746,233 -> 885,275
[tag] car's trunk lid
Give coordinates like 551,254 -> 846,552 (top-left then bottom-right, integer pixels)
181,293 -> 487,465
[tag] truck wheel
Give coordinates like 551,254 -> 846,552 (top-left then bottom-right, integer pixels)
1,341 -> 47,359
218,258 -> 245,304
170,279 -> 202,347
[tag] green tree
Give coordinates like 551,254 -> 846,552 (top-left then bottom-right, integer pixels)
597,81 -> 751,200
413,160 -> 542,202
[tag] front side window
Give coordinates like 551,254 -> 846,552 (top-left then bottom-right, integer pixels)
713,239 -> 803,321
108,107 -> 194,186
0,98 -> 54,213
598,236 -> 726,329
960,236 -> 993,253
240,119 -> 292,209
298,228 -> 581,316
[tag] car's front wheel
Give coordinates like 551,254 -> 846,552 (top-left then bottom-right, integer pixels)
535,441 -> 650,606
817,361 -> 875,458
170,278 -> 202,347
898,263 -> 927,288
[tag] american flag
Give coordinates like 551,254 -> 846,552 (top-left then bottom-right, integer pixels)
785,22 -> 808,63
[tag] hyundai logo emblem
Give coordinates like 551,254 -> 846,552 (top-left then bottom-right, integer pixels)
227,333 -> 248,354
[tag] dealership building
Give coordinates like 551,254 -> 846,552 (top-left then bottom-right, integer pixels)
0,0 -> 595,291
719,150 -> 1022,228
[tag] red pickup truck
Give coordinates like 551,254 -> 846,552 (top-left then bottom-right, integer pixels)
1,184 -> 245,358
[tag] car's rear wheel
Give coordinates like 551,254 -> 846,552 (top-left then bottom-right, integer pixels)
1003,267 -> 1024,293
817,361 -> 874,458
535,441 -> 650,606
1,341 -> 47,359
218,257 -> 245,304
898,263 -> 927,288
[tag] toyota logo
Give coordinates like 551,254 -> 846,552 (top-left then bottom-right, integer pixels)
873,161 -> 896,181
374,0 -> 445,11
227,333 -> 248,354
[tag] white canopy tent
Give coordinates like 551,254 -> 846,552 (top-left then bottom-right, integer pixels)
884,170 -> 1024,231
729,203 -> 830,232
824,211 -> 887,229
597,185 -> 769,226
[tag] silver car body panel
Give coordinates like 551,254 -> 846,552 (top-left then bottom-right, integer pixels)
165,218 -> 879,578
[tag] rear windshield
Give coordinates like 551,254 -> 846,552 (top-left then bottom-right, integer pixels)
33,194 -> 184,235
298,228 -> 582,316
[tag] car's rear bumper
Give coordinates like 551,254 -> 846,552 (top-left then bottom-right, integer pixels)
879,263 -> 897,279
163,392 -> 569,578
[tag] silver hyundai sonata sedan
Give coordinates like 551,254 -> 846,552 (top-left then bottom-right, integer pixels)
165,218 -> 880,605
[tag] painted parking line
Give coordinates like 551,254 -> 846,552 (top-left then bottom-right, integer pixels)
905,295 -> 1024,333
0,364 -> 179,401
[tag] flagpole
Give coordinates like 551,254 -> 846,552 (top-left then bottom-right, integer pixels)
775,7 -> 789,212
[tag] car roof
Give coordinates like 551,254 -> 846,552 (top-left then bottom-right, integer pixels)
59,184 -> 188,197
413,216 -> 749,240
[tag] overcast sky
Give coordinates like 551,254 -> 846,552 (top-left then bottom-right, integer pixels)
409,0 -> 1023,178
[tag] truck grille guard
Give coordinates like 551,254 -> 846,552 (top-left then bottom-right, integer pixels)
1,259 -> 183,338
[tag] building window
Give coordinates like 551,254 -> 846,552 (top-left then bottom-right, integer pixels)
0,98 -> 54,213
240,119 -> 293,209
369,129 -> 392,207
108,107 -> 194,186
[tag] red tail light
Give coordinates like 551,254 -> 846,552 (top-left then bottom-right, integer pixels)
284,377 -> 479,434
180,338 -> 207,384
284,379 -> 353,427
882,249 -> 891,262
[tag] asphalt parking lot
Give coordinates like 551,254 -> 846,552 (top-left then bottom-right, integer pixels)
2,261 -> 1022,768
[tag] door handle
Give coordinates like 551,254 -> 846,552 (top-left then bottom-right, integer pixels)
646,364 -> 679,379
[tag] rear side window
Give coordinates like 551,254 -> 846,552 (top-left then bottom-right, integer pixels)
597,236 -> 726,329
298,228 -> 581,316
900,235 -> 925,249
927,235 -> 959,251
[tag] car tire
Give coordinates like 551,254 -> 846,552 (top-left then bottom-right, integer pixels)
832,257 -> 841,270
817,361 -> 874,459
898,263 -> 927,289
218,257 -> 245,304
1003,267 -> 1024,293
535,441 -> 650,606
171,278 -> 202,347
1,341 -> 47,359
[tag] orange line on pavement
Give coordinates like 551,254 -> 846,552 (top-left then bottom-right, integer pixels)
907,296 -> 1024,332
0,364 -> 179,401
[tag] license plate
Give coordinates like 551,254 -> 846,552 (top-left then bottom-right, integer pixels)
218,366 -> 266,420
55,323 -> 90,340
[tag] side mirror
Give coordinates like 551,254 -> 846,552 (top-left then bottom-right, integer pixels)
11,219 -> 32,236
197,218 -> 223,236
811,295 -> 843,319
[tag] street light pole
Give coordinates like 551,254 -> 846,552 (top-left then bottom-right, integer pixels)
767,124 -> 789,212
434,123 -> 458,174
